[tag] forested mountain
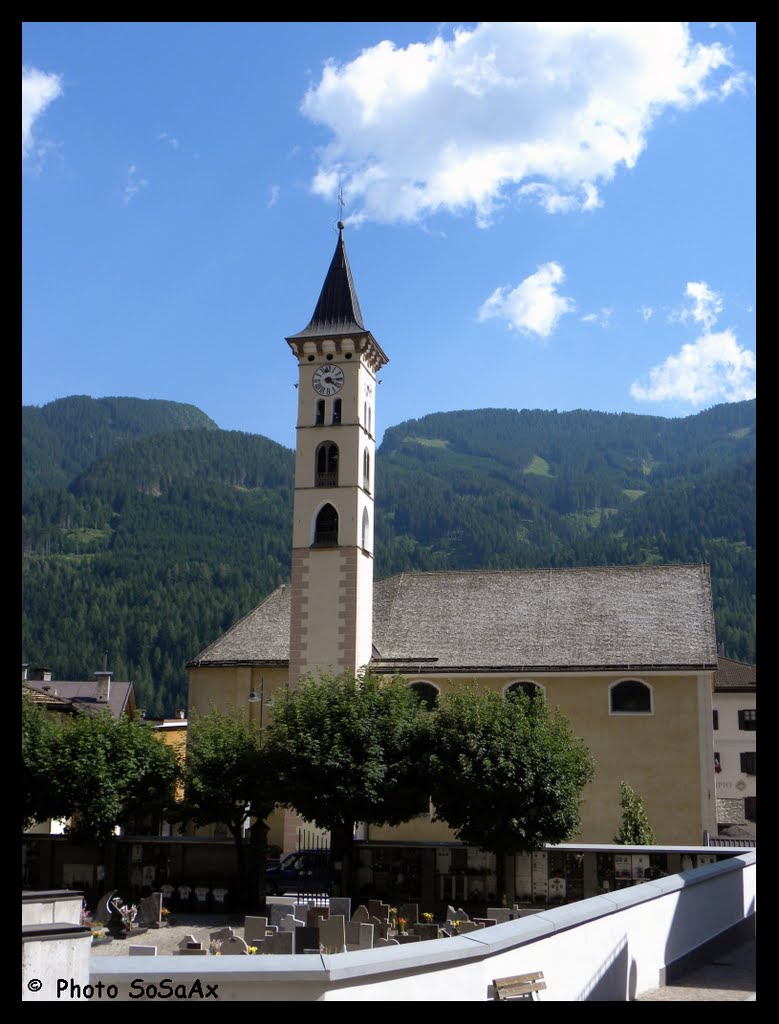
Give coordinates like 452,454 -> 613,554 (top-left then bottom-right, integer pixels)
22,397 -> 755,717
22,395 -> 218,495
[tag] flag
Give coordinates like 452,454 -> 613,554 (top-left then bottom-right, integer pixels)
714,753 -> 722,774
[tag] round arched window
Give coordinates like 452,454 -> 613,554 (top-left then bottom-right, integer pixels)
609,679 -> 652,714
409,682 -> 440,711
505,681 -> 543,701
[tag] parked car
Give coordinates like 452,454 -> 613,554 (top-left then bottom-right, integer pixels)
265,849 -> 330,895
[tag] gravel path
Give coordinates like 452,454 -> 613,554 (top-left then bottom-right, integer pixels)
90,913 -> 246,957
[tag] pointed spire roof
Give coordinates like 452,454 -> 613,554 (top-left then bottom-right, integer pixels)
288,222 -> 367,339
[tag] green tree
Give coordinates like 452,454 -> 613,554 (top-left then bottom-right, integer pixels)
264,671 -> 431,899
428,685 -> 596,901
22,692 -> 69,830
178,706 -> 277,912
614,780 -> 656,845
23,704 -> 179,846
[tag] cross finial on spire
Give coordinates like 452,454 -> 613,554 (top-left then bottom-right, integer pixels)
337,181 -> 345,230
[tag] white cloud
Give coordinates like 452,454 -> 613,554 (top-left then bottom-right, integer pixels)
157,131 -> 180,150
302,22 -> 740,225
581,307 -> 613,327
123,164 -> 149,204
478,261 -> 575,339
640,306 -> 654,322
630,329 -> 755,405
632,282 -> 754,405
267,184 -> 281,208
22,66 -> 62,160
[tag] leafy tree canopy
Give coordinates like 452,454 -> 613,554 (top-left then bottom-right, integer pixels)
264,672 -> 431,831
179,705 -> 276,839
22,698 -> 179,845
428,685 -> 596,855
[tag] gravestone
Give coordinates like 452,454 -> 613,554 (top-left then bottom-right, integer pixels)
177,948 -> 208,956
345,920 -> 374,951
456,907 -> 470,921
446,905 -> 459,923
244,917 -> 268,944
330,897 -> 351,921
367,900 -> 390,922
94,891 -> 116,926
352,905 -> 371,923
129,945 -> 157,956
473,917 -> 498,929
280,912 -> 305,933
370,914 -> 388,940
411,923 -> 438,941
295,926 -> 320,954
399,903 -> 419,925
222,935 -> 249,955
178,935 -> 201,950
319,915 -> 346,953
457,921 -> 479,934
486,907 -> 511,924
396,933 -> 422,944
375,937 -> 400,948
267,930 -> 294,955
209,926 -> 234,943
138,893 -> 165,929
269,901 -> 296,928
307,907 -> 329,927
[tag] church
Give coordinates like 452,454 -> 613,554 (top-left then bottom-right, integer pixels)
187,224 -> 719,854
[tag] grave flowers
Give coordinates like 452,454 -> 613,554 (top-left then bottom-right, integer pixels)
397,917 -> 408,935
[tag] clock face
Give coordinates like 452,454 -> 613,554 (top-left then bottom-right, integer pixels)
312,364 -> 344,396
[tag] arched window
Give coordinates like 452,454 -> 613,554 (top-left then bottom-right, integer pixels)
609,679 -> 652,714
368,405 -> 372,436
362,507 -> 370,551
505,681 -> 544,702
313,504 -> 338,546
332,399 -> 342,425
363,448 -> 370,492
409,682 -> 440,711
315,400 -> 325,426
315,442 -> 339,487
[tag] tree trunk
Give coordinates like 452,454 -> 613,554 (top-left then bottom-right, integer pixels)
330,822 -> 355,900
248,817 -> 269,913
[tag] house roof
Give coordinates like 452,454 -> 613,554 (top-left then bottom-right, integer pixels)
22,678 -> 135,719
286,224 -> 367,340
714,656 -> 756,691
189,563 -> 718,674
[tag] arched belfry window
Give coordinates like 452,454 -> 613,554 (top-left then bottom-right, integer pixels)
315,400 -> 325,426
315,442 -> 339,487
363,448 -> 370,492
409,682 -> 440,711
362,507 -> 370,551
609,679 -> 653,715
313,504 -> 339,546
332,399 -> 342,425
505,681 -> 544,702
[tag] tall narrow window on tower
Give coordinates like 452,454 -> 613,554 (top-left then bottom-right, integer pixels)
332,399 -> 342,425
315,442 -> 339,487
313,504 -> 339,546
363,448 -> 370,492
315,400 -> 325,426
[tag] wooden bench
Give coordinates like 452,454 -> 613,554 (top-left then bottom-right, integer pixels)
491,971 -> 546,1001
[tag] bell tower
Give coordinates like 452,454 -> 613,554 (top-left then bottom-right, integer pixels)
285,223 -> 388,685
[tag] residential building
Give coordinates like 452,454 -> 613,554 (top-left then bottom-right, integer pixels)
712,655 -> 756,836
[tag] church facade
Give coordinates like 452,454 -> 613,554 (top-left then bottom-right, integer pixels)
187,225 -> 719,851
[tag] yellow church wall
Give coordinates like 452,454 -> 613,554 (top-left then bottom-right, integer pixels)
370,670 -> 712,847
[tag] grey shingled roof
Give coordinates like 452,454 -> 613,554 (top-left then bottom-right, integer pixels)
189,564 -> 717,672
188,584 -> 292,665
22,679 -> 134,719
714,656 -> 756,691
286,225 -> 366,340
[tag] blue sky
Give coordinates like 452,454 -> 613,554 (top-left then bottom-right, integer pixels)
22,22 -> 755,451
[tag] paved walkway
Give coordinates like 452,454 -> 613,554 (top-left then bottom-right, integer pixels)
635,936 -> 756,1001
